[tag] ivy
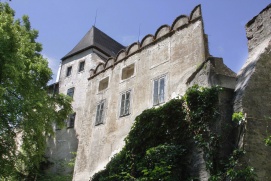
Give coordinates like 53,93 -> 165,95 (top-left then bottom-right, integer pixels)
209,149 -> 256,181
232,112 -> 245,125
92,85 -> 256,181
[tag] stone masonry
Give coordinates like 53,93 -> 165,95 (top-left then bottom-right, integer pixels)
46,3 -> 271,181
234,4 -> 271,181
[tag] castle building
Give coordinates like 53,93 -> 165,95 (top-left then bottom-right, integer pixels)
46,4 -> 271,181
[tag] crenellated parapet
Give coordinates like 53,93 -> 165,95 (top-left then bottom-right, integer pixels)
88,5 -> 202,80
246,4 -> 271,52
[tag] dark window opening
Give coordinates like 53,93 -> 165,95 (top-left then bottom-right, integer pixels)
66,66 -> 72,77
78,61 -> 85,72
67,113 -> 76,128
67,87 -> 75,98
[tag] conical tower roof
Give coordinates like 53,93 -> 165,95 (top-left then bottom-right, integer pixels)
61,26 -> 125,60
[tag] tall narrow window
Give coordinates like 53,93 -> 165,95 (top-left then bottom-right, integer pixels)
66,66 -> 72,77
120,90 -> 131,117
153,76 -> 165,105
95,100 -> 105,126
67,87 -> 74,98
78,61 -> 85,72
67,113 -> 76,128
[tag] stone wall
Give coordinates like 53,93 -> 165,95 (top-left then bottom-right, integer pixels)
187,57 -> 236,89
235,44 -> 271,180
45,4 -> 239,180
73,6 -> 211,181
43,3 -> 271,181
246,4 -> 271,52
234,3 -> 271,180
45,50 -> 105,175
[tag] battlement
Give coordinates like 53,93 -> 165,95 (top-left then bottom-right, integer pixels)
88,5 -> 203,80
246,3 -> 271,52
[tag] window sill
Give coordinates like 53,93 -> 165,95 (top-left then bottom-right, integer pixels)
119,113 -> 131,118
95,122 -> 104,127
153,102 -> 165,107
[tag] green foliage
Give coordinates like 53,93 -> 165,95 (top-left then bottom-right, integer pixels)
68,152 -> 77,167
92,85 -> 256,181
0,2 -> 72,179
140,144 -> 187,181
232,112 -> 245,125
264,117 -> 271,146
210,149 -> 257,181
92,85 -> 223,180
264,135 -> 271,146
36,173 -> 72,181
93,98 -> 189,181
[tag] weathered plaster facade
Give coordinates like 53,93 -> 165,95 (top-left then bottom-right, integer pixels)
67,5 -> 235,181
47,3 -> 271,181
75,7 -> 208,180
45,33 -> 122,175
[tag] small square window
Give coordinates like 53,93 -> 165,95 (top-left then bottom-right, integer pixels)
121,63 -> 135,80
153,76 -> 165,106
78,61 -> 85,72
96,100 -> 105,126
98,77 -> 109,92
66,66 -> 72,77
120,90 -> 131,117
67,113 -> 76,128
67,87 -> 74,98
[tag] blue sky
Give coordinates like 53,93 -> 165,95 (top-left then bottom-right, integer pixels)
8,0 -> 271,83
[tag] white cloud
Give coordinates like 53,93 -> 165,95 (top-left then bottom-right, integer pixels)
42,54 -> 60,85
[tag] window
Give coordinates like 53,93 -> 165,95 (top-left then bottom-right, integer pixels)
153,76 -> 165,105
78,61 -> 85,72
98,77 -> 109,92
67,113 -> 76,128
66,66 -> 72,77
95,100 -> 105,126
67,87 -> 74,98
121,63 -> 135,80
55,123 -> 61,130
120,90 -> 131,117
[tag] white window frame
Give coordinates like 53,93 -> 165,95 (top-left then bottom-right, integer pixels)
95,100 -> 106,126
120,90 -> 131,117
153,75 -> 166,106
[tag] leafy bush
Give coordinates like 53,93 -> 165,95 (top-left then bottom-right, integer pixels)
92,85 -> 256,181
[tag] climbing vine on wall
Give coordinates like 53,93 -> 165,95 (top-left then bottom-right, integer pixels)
92,85 -> 256,181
